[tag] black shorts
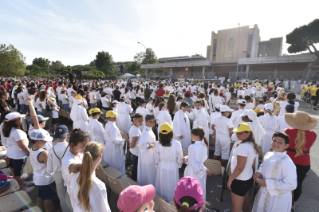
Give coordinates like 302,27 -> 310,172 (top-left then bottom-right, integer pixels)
311,96 -> 316,100
38,182 -> 58,200
8,158 -> 28,176
52,118 -> 59,125
231,177 -> 253,196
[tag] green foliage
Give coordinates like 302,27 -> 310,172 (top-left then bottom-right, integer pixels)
0,44 -> 26,76
124,62 -> 141,75
134,48 -> 158,65
32,57 -> 51,74
94,51 -> 116,76
51,60 -> 64,73
83,69 -> 105,79
286,19 -> 319,55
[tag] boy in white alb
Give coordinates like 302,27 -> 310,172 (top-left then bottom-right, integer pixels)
252,132 -> 297,212
136,99 -> 148,131
29,129 -> 58,212
47,125 -> 71,212
146,98 -> 154,113
212,106 -> 234,167
230,99 -> 246,127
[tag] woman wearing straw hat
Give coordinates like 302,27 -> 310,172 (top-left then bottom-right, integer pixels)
284,111 -> 317,203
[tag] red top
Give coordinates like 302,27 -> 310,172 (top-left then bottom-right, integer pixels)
286,128 -> 316,166
156,88 -> 165,97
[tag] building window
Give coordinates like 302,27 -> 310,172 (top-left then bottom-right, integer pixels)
258,42 -> 270,57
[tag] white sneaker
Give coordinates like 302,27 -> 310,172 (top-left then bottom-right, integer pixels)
23,185 -> 35,193
22,173 -> 29,180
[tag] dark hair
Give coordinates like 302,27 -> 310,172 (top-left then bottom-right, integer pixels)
185,93 -> 191,98
159,132 -> 173,147
287,92 -> 296,105
101,92 -> 107,97
180,101 -> 189,108
272,132 -> 290,144
244,95 -> 252,102
0,91 -> 8,100
3,118 -> 25,137
133,113 -> 143,119
191,127 -> 208,147
175,196 -> 200,212
167,95 -> 176,114
154,97 -> 164,107
91,112 -> 101,117
69,128 -> 89,147
258,100 -> 264,104
177,96 -> 183,101
194,100 -> 203,106
0,109 -> 14,123
159,102 -> 166,111
198,92 -> 205,99
39,90 -> 47,101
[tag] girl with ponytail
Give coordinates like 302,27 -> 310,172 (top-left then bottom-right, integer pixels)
184,127 -> 211,205
69,141 -> 111,212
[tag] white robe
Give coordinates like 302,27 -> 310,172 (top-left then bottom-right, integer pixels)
70,100 -> 89,132
103,121 -> 125,175
173,110 -> 191,150
155,140 -> 183,202
188,108 -> 209,142
252,151 -> 297,212
88,119 -> 107,145
156,110 -> 173,136
184,140 -> 208,201
259,114 -> 278,154
137,126 -> 157,187
116,102 -> 133,134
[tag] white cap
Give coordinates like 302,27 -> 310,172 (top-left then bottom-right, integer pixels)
112,100 -> 119,104
264,103 -> 274,112
237,99 -> 246,104
29,129 -> 53,142
220,106 -> 234,112
5,112 -> 26,122
215,104 -> 221,109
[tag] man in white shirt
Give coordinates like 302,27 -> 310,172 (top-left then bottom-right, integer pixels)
67,84 -> 73,97
230,99 -> 246,127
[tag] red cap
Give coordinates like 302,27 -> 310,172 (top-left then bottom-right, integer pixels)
174,177 -> 204,210
185,90 -> 192,95
117,185 -> 155,212
182,88 -> 186,92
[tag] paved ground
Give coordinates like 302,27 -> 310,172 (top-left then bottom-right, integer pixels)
21,97 -> 319,212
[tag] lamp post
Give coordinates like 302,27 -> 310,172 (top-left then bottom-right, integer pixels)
137,42 -> 148,77
137,42 -> 147,50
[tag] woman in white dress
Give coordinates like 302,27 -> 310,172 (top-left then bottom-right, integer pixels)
209,89 -> 224,113
155,122 -> 183,202
184,127 -> 211,202
156,102 -> 173,137
259,103 -> 278,154
173,102 -> 191,150
70,95 -> 89,132
116,95 -> 133,134
69,142 -> 111,212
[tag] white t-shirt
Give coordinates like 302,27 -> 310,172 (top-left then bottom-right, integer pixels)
89,92 -> 96,104
129,125 -> 141,156
231,142 -> 256,181
101,97 -> 109,108
6,128 -> 29,159
213,116 -> 233,137
245,102 -> 255,109
67,88 -> 73,97
60,94 -> 69,104
52,106 -> 59,118
61,150 -> 83,188
17,93 -> 25,104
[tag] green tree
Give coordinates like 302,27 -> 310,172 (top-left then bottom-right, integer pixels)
0,44 -> 26,76
51,60 -> 64,73
94,51 -> 116,77
286,19 -> 319,80
27,64 -> 42,76
124,62 -> 141,75
134,48 -> 158,65
32,57 -> 51,74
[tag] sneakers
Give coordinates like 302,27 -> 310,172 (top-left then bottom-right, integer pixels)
23,185 -> 35,193
22,173 -> 29,180
23,181 -> 34,187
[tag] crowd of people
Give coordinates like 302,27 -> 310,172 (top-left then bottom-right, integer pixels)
0,75 -> 317,212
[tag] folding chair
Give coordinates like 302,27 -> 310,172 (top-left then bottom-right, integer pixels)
0,159 -> 6,169
204,159 -> 225,201
21,206 -> 42,212
158,198 -> 177,212
100,160 -> 108,168
0,190 -> 32,212
0,168 -> 11,176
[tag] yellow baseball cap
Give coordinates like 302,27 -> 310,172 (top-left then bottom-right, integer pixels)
74,94 -> 83,100
49,97 -> 56,102
233,123 -> 251,133
160,122 -> 173,134
14,85 -> 18,88
106,110 -> 118,118
254,108 -> 263,113
91,108 -> 103,114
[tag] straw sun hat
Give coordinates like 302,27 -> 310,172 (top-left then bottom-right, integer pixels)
285,111 -> 317,131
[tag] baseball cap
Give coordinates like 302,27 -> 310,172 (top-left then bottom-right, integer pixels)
112,100 -> 119,104
5,112 -> 26,122
106,110 -> 118,118
29,129 -> 53,142
29,115 -> 49,125
91,108 -> 103,114
48,97 -> 56,102
145,114 -> 155,121
117,185 -> 156,212
237,99 -> 246,104
220,106 -> 234,112
55,125 -> 68,138
120,94 -> 126,99
264,103 -> 274,112
74,94 -> 83,100
174,177 -> 204,211
285,104 -> 295,113
160,122 -> 173,134
215,104 -> 221,109
233,123 -> 252,133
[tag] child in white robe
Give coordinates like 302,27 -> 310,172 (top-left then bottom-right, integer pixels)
137,114 -> 157,187
103,110 -> 126,175
184,127 -> 211,203
116,95 -> 133,134
252,132 -> 297,212
136,99 -> 148,131
209,104 -> 221,135
156,102 -> 173,137
146,98 -> 154,113
70,95 -> 89,132
87,108 -> 107,145
173,102 -> 191,150
155,122 -> 183,202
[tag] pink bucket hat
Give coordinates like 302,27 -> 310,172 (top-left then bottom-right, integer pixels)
117,185 -> 156,212
174,177 -> 204,210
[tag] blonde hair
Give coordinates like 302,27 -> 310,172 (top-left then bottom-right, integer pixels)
77,142 -> 104,211
295,129 -> 306,157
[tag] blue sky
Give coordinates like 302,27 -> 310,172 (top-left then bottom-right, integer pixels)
1,0 -> 318,66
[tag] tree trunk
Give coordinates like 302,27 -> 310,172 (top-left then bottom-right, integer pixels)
301,56 -> 319,82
